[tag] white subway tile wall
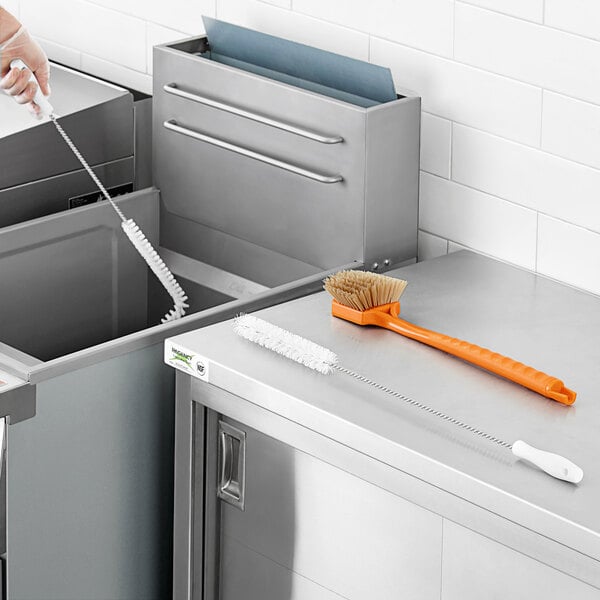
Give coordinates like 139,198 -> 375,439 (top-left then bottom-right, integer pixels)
452,124 -> 600,233
7,0 -> 600,295
38,37 -> 82,70
420,113 -> 452,179
541,92 -> 600,171
370,37 -> 542,146
419,173 -> 538,270
417,231 -> 448,262
537,216 -> 600,295
258,0 -> 291,9
293,0 -> 455,57
545,0 -> 600,42
455,3 -> 600,105
146,23 -> 192,76
458,0 -> 543,23
21,1 -> 148,71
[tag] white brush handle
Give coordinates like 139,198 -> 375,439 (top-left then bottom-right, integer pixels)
10,59 -> 54,117
512,440 -> 583,483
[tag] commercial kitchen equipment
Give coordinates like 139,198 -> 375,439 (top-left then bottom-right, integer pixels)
0,63 -> 136,227
0,26 -> 420,600
166,251 -> 599,600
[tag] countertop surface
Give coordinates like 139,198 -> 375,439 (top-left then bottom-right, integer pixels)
166,251 -> 600,562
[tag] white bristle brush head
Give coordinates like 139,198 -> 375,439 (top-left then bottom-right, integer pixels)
233,314 -> 338,375
121,219 -> 189,323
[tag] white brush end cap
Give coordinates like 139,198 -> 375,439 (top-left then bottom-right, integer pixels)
512,440 -> 583,484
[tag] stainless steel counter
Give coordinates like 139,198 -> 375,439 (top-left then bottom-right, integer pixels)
167,251 -> 600,566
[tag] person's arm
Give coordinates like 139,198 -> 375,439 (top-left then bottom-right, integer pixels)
0,7 -> 50,113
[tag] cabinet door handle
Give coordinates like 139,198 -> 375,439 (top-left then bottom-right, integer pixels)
164,120 -> 344,184
217,421 -> 246,510
164,83 -> 344,145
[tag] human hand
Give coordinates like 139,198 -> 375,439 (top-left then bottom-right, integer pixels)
1,11 -> 50,115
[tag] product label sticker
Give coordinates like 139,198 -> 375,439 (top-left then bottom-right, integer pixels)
164,341 -> 210,382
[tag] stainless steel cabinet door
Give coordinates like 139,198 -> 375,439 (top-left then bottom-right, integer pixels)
218,416 -> 443,600
441,521 -> 599,600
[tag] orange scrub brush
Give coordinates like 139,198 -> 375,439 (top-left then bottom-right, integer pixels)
324,270 -> 576,405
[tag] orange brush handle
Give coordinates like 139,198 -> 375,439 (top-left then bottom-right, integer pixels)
332,300 -> 576,405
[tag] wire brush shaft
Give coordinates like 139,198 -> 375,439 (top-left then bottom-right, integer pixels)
49,115 -> 188,323
14,63 -> 189,324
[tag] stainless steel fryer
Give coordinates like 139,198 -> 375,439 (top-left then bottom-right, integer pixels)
0,63 -> 135,228
0,31 -> 420,600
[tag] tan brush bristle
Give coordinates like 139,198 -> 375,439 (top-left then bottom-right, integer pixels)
324,270 -> 408,311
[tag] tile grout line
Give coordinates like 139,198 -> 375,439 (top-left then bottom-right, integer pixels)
450,119 -> 600,175
424,170 -> 600,237
535,212 -> 540,272
542,0 -> 546,25
449,121 -> 454,180
452,0 -> 456,59
539,88 -> 544,148
144,20 -> 149,75
457,0 -> 600,44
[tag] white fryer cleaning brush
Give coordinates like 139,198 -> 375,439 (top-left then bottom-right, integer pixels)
233,314 -> 584,484
13,60 -> 188,323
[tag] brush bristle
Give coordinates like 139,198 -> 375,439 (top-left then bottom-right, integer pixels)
122,219 -> 189,323
233,314 -> 338,375
323,270 -> 408,311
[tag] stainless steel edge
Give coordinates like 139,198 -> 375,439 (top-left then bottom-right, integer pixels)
193,382 -> 600,590
202,410 -> 222,600
0,157 -> 134,228
0,384 -> 36,424
200,353 -> 600,565
173,372 -> 193,600
0,355 -> 32,381
163,120 -> 343,184
23,262 -> 361,384
159,248 -> 270,298
363,96 -> 420,267
163,83 -> 343,144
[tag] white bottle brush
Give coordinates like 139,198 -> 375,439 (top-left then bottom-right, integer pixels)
233,314 -> 584,484
13,60 -> 188,322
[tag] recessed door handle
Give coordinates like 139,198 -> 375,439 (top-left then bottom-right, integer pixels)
217,421 -> 246,510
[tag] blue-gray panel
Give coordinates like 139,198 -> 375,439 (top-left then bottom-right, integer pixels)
203,17 -> 396,105
6,343 -> 174,600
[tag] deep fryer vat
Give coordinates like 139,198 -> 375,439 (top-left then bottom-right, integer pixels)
0,187 -> 335,600
0,188 -> 323,363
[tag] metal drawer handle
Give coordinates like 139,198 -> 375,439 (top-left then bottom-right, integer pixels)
163,120 -> 343,184
164,83 -> 344,145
